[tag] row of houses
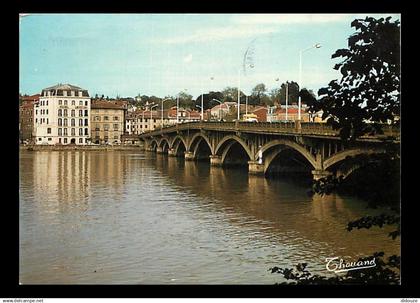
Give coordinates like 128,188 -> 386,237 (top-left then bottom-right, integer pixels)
19,83 -> 320,145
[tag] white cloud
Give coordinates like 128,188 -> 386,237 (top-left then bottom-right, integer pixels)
231,14 -> 350,25
154,25 -> 277,45
183,53 -> 193,63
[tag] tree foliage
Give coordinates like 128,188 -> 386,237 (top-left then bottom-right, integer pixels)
272,16 -> 401,285
312,16 -> 400,141
270,252 -> 400,285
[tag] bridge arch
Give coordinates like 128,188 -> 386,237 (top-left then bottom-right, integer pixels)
214,135 -> 253,160
149,139 -> 159,151
171,135 -> 188,156
258,139 -> 319,171
188,132 -> 213,155
323,148 -> 387,171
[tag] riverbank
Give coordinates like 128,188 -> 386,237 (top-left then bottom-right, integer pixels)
20,144 -> 144,151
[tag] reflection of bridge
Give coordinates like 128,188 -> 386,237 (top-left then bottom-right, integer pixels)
138,121 -> 400,180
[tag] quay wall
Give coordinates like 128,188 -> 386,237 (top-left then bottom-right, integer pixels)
20,144 -> 144,152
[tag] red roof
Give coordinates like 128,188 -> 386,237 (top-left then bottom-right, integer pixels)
21,94 -> 40,102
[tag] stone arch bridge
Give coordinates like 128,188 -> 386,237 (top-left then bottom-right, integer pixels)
138,121 -> 399,180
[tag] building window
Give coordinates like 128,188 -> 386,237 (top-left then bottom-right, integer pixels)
46,118 -> 49,124
36,110 -> 38,115
64,128 -> 68,136
114,116 -> 119,121
58,128 -> 62,136
85,101 -> 88,106
113,124 -> 119,130
46,109 -> 48,115
71,119 -> 75,126
104,116 -> 109,121
72,100 -> 75,106
71,128 -> 75,136
84,128 -> 88,135
47,128 -> 51,134
79,128 -> 83,135
58,118 -> 62,126
114,136 -> 118,139
79,119 -> 83,126
59,100 -> 62,105
79,110 -> 83,116
64,138 -> 67,144
64,100 -> 68,106
38,138 -> 41,141
64,109 -> 68,116
64,119 -> 68,126
71,110 -> 75,117
48,138 -> 52,141
84,110 -> 88,117
59,138 -> 62,143
104,124 -> 109,131
95,116 -> 100,121
79,138 -> 83,143
84,119 -> 88,126
58,109 -> 62,116
79,100 -> 83,105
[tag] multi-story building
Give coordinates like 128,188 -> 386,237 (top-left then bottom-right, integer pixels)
34,84 -> 91,145
125,107 -> 201,135
90,100 -> 127,144
19,94 -> 40,143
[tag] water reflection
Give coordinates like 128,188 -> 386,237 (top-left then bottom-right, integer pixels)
19,150 -> 399,284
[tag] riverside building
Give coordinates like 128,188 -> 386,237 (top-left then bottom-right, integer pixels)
34,84 -> 91,145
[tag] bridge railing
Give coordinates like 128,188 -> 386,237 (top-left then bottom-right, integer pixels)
139,121 -> 400,140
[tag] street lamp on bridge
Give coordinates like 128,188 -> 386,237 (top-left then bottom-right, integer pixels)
150,104 -> 158,131
161,98 -> 172,129
211,99 -> 223,121
298,43 -> 321,121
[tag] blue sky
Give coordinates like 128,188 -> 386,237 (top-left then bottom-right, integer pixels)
19,13 -> 400,99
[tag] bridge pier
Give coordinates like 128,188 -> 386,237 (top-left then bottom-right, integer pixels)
156,147 -> 164,154
311,169 -> 333,181
210,155 -> 222,166
184,151 -> 195,161
168,148 -> 176,157
248,161 -> 265,176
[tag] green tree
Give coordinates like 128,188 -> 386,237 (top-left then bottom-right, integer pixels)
313,16 -> 400,141
275,81 -> 300,105
177,91 -> 194,109
221,87 -> 245,102
250,83 -> 267,105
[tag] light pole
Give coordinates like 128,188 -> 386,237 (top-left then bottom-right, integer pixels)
176,89 -> 188,124
195,104 -> 202,119
276,78 -> 289,121
150,104 -> 158,131
141,110 -> 145,133
211,99 -> 223,121
298,43 -> 321,121
161,98 -> 172,129
237,69 -> 241,121
176,95 -> 179,124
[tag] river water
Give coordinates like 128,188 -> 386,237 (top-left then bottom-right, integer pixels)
19,150 -> 400,284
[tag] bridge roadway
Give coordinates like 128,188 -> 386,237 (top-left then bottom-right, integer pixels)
138,121 -> 400,180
